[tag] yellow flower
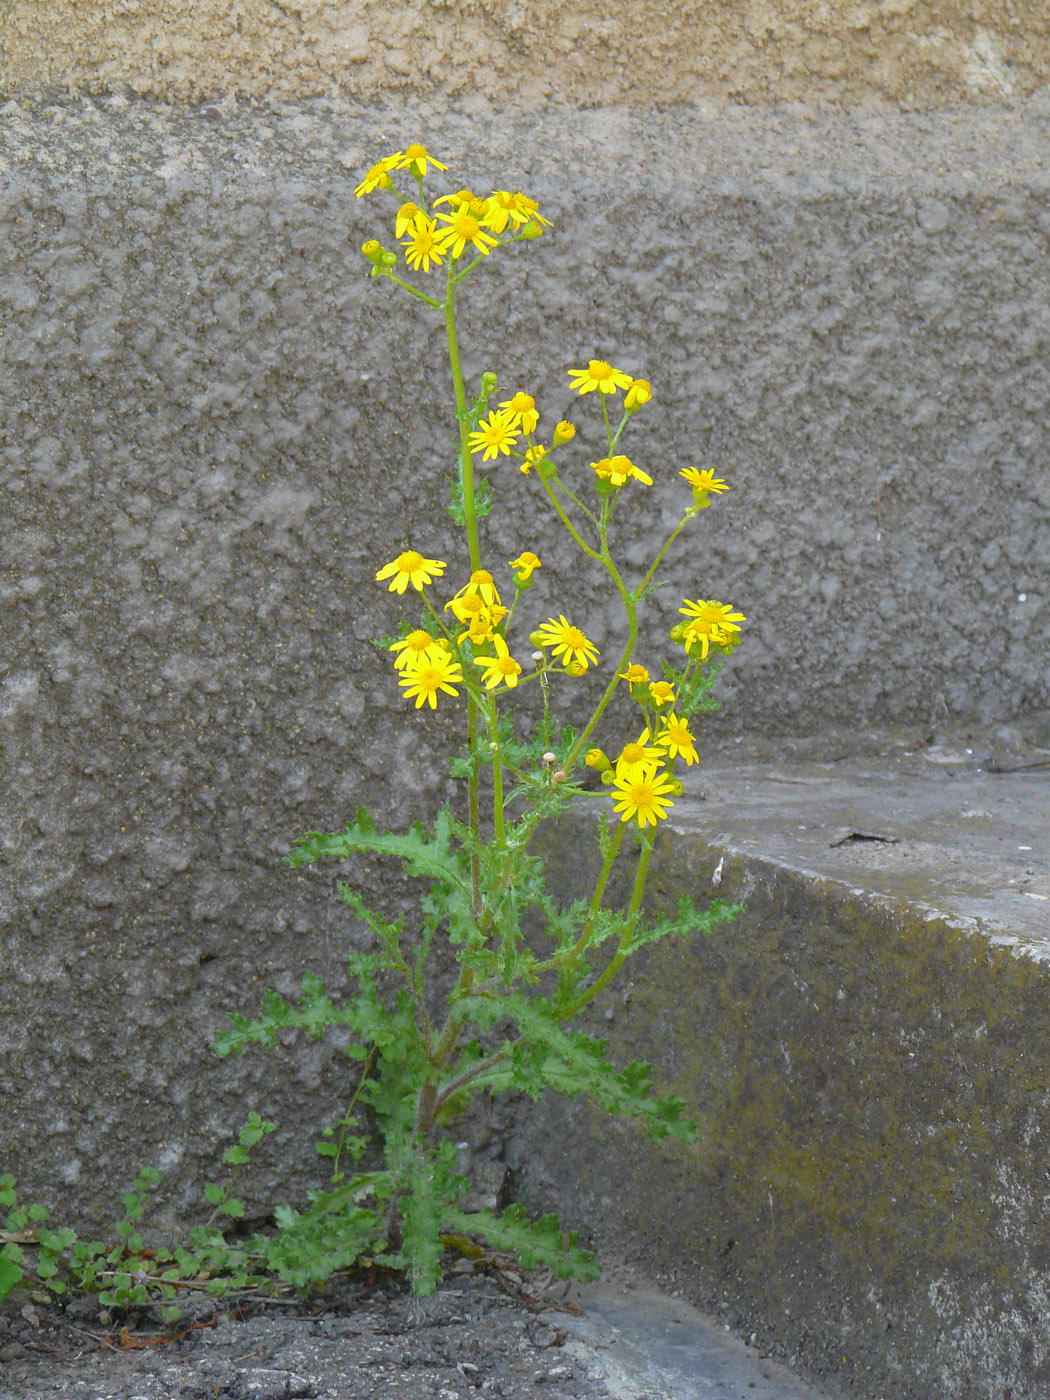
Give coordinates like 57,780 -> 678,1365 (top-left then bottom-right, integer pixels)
398,651 -> 463,709
619,664 -> 651,685
567,360 -> 634,396
680,467 -> 729,496
591,455 -> 653,487
434,205 -> 499,259
395,144 -> 448,178
624,379 -> 652,410
483,190 -> 553,233
499,392 -> 539,435
677,599 -> 746,657
519,445 -> 548,476
375,550 -> 447,593
656,713 -> 698,765
474,635 -> 524,690
508,551 -> 542,582
615,729 -> 666,782
648,680 -> 676,708
468,409 -> 520,461
395,202 -> 427,237
389,630 -> 447,670
401,219 -> 445,273
552,421 -> 576,446
534,615 -> 600,671
354,152 -> 402,198
610,768 -> 677,828
446,570 -> 503,609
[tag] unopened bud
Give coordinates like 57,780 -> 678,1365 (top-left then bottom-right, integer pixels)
480,371 -> 498,393
585,748 -> 611,772
529,632 -> 546,649
521,221 -> 544,240
552,421 -> 576,446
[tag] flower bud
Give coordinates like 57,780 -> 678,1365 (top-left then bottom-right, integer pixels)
521,221 -> 544,240
667,778 -> 684,796
600,769 -> 616,785
585,747 -> 611,772
552,421 -> 576,446
361,239 -> 382,261
670,623 -> 689,645
529,632 -> 546,649
480,371 -> 498,394
536,455 -> 557,481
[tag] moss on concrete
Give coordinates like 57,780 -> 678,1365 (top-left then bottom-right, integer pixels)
514,816 -> 1050,1398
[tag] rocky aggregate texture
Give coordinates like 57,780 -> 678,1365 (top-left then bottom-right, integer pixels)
0,0 -> 1047,108
1,94 -> 1049,1230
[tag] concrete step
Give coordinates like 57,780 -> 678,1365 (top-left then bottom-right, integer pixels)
517,731 -> 1050,1400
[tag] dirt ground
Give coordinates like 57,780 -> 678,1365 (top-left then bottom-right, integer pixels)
1,0 -> 1047,108
0,1265 -> 613,1400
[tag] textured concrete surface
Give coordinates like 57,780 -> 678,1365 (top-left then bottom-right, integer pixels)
510,734 -> 1050,1400
2,92 -> 1050,1230
1,94 -> 1049,1399
0,0 -> 1045,107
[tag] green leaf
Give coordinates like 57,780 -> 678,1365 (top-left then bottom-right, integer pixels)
445,1205 -> 599,1281
0,1253 -> 24,1302
203,1182 -> 225,1206
221,1198 -> 245,1220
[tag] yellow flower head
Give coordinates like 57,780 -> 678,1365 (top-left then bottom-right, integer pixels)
615,728 -> 666,783
619,664 -> 651,686
447,570 -> 503,609
519,445 -> 548,476
677,599 -> 746,658
552,421 -> 576,446
396,144 -> 448,179
401,219 -> 445,273
474,634 -> 524,691
567,360 -> 634,396
648,680 -> 676,708
509,551 -> 542,582
484,190 -> 553,234
592,455 -> 653,488
624,379 -> 652,410
395,202 -> 427,238
585,747 -> 612,772
375,550 -> 447,594
398,650 -> 463,709
680,467 -> 729,499
354,152 -> 402,198
611,767 -> 676,828
389,629 -> 447,671
657,713 -> 699,766
434,205 -> 499,259
468,409 -> 520,461
499,392 -> 539,435
534,615 -> 600,671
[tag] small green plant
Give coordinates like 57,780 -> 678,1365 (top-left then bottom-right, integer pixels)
1,141 -> 746,1316
211,142 -> 745,1296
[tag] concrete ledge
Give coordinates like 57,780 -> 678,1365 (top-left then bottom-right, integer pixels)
514,738 -> 1050,1400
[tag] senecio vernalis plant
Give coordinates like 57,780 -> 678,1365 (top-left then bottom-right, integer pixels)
218,144 -> 746,1295
0,143 -> 746,1314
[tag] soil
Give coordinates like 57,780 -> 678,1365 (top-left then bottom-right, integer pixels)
0,1265 -> 614,1400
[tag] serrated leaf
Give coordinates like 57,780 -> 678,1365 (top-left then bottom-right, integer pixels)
445,1205 -> 599,1281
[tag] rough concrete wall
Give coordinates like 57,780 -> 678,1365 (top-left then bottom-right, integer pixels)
511,812 -> 1050,1400
0,0 -> 1046,107
2,96 -> 1050,1229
